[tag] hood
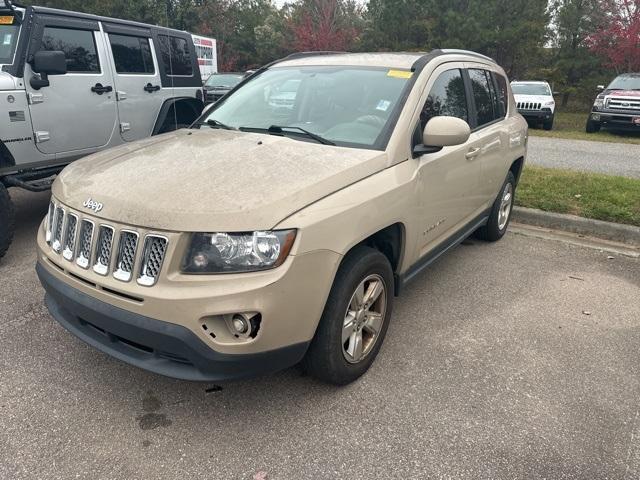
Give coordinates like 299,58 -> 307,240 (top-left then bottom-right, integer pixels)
54,129 -> 388,232
0,71 -> 19,91
605,89 -> 640,98
513,94 -> 552,103
204,85 -> 233,92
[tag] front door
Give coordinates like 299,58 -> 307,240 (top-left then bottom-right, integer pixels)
413,64 -> 483,257
25,17 -> 117,156
104,25 -> 164,142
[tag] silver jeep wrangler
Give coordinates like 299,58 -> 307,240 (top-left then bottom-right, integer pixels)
0,2 -> 205,258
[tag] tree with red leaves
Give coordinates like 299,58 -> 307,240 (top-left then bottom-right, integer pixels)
586,0 -> 640,72
286,0 -> 363,52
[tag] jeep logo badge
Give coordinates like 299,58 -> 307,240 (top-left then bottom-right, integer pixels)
83,198 -> 104,213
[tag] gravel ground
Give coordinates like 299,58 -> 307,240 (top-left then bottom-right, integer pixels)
1,189 -> 640,480
527,136 -> 640,178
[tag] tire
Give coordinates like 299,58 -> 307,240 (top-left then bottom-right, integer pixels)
585,119 -> 601,133
0,182 -> 15,260
475,171 -> 516,242
302,245 -> 394,385
543,116 -> 554,130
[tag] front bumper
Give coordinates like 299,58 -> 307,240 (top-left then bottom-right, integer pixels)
37,262 -> 310,382
589,109 -> 640,130
517,109 -> 553,121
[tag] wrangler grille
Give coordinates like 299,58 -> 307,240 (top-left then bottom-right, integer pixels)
516,102 -> 542,111
138,236 -> 168,286
76,220 -> 94,269
46,200 -> 169,287
62,214 -> 78,261
52,207 -> 65,253
114,231 -> 139,282
93,226 -> 115,276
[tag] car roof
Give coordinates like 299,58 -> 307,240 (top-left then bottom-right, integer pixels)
511,81 -> 549,84
275,50 -> 496,70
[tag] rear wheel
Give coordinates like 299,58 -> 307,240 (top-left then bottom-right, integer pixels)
302,245 -> 394,385
475,171 -> 516,242
585,119 -> 601,133
0,183 -> 15,260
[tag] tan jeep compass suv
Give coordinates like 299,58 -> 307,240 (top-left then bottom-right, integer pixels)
36,50 -> 527,385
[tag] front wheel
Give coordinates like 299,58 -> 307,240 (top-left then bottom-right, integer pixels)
0,182 -> 15,260
543,116 -> 554,130
585,119 -> 601,133
475,171 -> 516,242
302,245 -> 394,385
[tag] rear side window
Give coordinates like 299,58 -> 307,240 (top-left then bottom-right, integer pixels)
41,27 -> 100,73
420,69 -> 468,130
468,69 -> 496,127
158,35 -> 192,76
109,34 -> 154,74
493,73 -> 509,117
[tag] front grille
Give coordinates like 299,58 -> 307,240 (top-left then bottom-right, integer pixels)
47,200 -> 169,287
138,236 -> 168,286
93,225 -> 115,276
51,207 -> 65,253
114,231 -> 139,282
45,201 -> 55,244
516,102 -> 542,111
62,214 -> 78,261
76,220 -> 95,269
607,97 -> 640,111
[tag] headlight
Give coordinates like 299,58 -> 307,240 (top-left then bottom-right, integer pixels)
544,100 -> 555,106
182,230 -> 297,273
594,97 -> 604,109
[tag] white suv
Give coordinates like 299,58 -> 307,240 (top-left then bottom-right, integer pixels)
511,81 -> 555,130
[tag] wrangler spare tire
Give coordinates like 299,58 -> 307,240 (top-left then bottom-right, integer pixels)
0,182 -> 15,260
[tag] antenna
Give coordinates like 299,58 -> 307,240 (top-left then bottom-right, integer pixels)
3,0 -> 22,24
163,3 -> 178,131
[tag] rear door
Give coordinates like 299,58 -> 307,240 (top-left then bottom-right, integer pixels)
104,24 -> 164,142
25,15 -> 118,156
463,65 -> 506,205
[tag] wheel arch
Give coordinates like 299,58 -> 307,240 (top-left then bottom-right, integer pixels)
509,156 -> 525,185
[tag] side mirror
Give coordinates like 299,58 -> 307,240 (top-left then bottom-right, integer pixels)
30,50 -> 66,90
33,50 -> 67,75
596,85 -> 605,92
413,116 -> 470,157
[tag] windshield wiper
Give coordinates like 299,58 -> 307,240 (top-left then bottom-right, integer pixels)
239,125 -> 335,146
193,119 -> 236,130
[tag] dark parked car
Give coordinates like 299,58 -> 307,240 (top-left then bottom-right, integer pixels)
203,72 -> 243,103
586,73 -> 640,133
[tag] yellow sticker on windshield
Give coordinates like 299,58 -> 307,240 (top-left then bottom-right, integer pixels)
387,69 -> 413,79
0,16 -> 15,25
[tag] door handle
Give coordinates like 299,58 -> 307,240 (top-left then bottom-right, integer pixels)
465,147 -> 481,159
91,83 -> 113,95
144,83 -> 161,93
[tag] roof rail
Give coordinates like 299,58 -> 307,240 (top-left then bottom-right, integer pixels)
439,49 -> 496,63
282,51 -> 347,61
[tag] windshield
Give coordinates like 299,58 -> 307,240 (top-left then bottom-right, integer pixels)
607,75 -> 640,91
0,21 -> 20,65
205,73 -> 243,88
511,83 -> 551,96
201,66 -> 412,149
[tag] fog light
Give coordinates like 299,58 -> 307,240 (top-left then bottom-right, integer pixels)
232,314 -> 249,334
592,113 -> 601,121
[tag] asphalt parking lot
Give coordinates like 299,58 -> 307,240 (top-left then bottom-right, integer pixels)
1,189 -> 639,480
527,136 -> 640,178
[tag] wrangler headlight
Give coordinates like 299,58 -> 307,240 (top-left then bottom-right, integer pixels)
182,230 -> 297,273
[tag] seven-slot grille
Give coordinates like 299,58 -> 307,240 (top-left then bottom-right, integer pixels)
516,101 -> 542,111
45,201 -> 168,286
606,97 -> 640,111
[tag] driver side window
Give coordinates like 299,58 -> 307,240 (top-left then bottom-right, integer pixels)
420,69 -> 468,131
414,68 -> 468,146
